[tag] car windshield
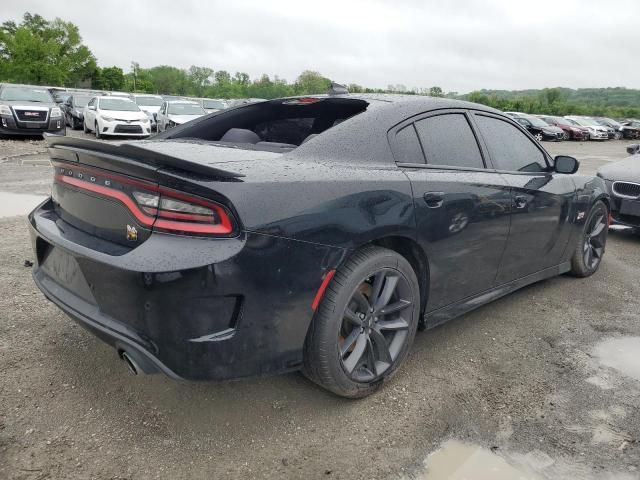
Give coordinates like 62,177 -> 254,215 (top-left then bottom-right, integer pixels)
73,96 -> 91,107
99,98 -> 140,111
203,100 -> 226,109
0,87 -> 52,103
572,117 -> 597,127
602,118 -> 621,127
135,96 -> 163,107
169,103 -> 205,115
523,115 -> 550,127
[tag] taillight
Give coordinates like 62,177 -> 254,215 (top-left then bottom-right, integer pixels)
53,163 -> 236,237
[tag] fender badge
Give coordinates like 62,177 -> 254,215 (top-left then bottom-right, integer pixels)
126,225 -> 138,241
577,211 -> 585,220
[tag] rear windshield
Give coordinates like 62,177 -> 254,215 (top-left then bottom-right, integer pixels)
166,97 -> 369,150
203,100 -> 226,109
0,87 -> 53,103
168,103 -> 205,115
135,96 -> 163,107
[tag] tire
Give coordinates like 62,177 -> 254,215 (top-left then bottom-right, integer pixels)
83,120 -> 90,134
303,246 -> 420,398
95,122 -> 102,139
614,131 -> 623,140
562,131 -> 569,141
534,133 -> 543,142
569,200 -> 608,277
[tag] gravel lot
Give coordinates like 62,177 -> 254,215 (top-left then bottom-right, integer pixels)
0,132 -> 639,479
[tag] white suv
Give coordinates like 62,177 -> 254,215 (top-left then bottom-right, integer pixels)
83,96 -> 151,139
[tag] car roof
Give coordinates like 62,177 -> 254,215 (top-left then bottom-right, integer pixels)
166,100 -> 199,104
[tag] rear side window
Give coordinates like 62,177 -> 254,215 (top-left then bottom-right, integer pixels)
393,125 -> 424,163
414,114 -> 484,169
474,115 -> 547,172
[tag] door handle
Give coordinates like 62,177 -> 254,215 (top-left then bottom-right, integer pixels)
423,192 -> 444,208
514,195 -> 528,209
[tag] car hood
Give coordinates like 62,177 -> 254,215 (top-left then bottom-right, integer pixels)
0,100 -> 54,108
598,155 -> 640,182
168,114 -> 205,124
99,110 -> 147,121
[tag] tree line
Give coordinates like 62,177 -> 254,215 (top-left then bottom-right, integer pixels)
1,13 -> 639,118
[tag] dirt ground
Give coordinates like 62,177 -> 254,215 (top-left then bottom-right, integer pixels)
0,132 -> 639,479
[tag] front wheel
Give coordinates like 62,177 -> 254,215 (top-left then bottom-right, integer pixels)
303,246 -> 420,398
569,200 -> 608,277
95,122 -> 102,139
534,133 -> 543,142
83,119 -> 90,134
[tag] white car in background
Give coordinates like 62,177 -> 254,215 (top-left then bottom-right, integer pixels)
83,96 -> 151,139
132,94 -> 163,130
198,98 -> 228,113
564,116 -> 609,141
156,100 -> 206,132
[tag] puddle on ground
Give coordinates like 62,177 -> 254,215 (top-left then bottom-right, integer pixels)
0,191 -> 46,218
417,440 -> 542,480
594,337 -> 640,382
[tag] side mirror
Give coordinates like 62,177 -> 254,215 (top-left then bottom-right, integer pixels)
554,155 -> 579,174
626,144 -> 640,155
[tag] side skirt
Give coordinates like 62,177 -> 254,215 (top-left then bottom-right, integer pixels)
423,262 -> 571,329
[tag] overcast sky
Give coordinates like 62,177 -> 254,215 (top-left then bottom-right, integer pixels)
3,0 -> 640,93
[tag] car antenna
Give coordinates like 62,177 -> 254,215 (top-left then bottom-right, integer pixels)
328,82 -> 349,96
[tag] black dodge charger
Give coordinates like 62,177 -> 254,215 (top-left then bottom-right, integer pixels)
29,94 -> 610,398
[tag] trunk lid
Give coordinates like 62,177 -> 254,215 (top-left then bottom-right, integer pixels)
46,136 -> 259,248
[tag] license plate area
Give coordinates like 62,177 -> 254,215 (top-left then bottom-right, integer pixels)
40,246 -> 96,304
620,200 -> 640,217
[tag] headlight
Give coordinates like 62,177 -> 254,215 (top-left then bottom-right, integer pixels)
0,105 -> 11,115
101,115 -> 114,122
50,107 -> 62,118
140,117 -> 149,123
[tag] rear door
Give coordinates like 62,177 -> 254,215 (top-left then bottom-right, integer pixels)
392,110 -> 512,312
471,112 -> 575,284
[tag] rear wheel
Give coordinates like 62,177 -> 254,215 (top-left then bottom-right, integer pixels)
562,131 -> 569,140
303,246 -> 420,398
570,200 -> 608,277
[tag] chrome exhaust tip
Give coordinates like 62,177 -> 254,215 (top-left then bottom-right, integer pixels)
120,351 -> 143,376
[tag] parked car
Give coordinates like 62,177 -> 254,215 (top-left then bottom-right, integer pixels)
132,94 -> 164,131
156,100 -> 206,132
29,94 -> 610,398
504,112 -> 564,141
564,116 -> 609,140
62,94 -> 92,130
619,119 -> 640,139
597,144 -> 640,230
538,115 -> 589,141
82,96 -> 151,139
197,98 -> 228,113
594,117 -> 627,140
0,84 -> 66,137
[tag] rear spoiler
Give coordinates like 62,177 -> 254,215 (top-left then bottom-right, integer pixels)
45,134 -> 245,179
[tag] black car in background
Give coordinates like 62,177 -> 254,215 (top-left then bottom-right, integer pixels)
620,119 -> 640,139
0,84 -> 66,137
62,94 -> 93,130
594,117 -> 628,140
29,94 -> 609,398
597,144 -> 640,230
505,112 -> 564,141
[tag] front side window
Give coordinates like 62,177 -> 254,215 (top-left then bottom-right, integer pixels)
474,115 -> 547,172
414,114 -> 484,169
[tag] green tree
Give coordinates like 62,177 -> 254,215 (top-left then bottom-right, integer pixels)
188,65 -> 213,96
294,70 -> 331,95
0,12 -> 96,86
429,86 -> 443,97
100,66 -> 124,90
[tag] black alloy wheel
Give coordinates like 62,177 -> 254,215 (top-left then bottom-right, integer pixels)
570,200 -> 608,277
339,268 -> 413,382
303,246 -> 420,398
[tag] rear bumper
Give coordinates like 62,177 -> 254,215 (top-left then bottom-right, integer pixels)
29,198 -> 345,381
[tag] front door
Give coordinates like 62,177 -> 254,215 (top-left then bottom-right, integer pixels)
471,113 -> 575,284
392,111 -> 512,312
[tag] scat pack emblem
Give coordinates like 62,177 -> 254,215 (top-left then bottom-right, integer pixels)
126,225 -> 138,242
